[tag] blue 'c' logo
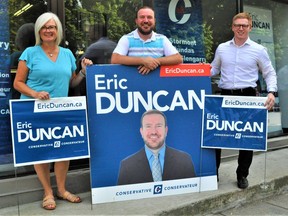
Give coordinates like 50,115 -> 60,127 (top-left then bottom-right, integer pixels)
153,185 -> 163,194
168,0 -> 192,24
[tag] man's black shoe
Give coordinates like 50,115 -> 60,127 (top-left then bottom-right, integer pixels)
237,177 -> 248,189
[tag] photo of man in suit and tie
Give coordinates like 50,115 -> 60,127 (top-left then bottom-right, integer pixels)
117,109 -> 196,185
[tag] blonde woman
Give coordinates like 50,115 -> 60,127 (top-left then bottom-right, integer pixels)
14,12 -> 93,210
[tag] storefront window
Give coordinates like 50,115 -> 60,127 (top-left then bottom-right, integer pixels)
9,0 -> 143,63
201,0 -> 236,95
9,1 -> 48,55
202,0 -> 236,62
243,0 -> 288,134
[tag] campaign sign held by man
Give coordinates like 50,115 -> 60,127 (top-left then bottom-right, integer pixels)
201,95 -> 268,151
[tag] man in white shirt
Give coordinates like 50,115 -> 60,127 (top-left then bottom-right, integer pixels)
210,12 -> 277,189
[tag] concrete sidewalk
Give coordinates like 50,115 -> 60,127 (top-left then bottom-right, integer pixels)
217,187 -> 288,215
1,143 -> 287,215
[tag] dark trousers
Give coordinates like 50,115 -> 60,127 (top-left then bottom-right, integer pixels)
217,87 -> 256,179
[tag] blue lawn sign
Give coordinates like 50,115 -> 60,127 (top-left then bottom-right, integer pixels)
86,64 -> 217,204
201,95 -> 268,151
9,96 -> 90,167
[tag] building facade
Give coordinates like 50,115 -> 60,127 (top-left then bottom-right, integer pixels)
0,0 -> 287,208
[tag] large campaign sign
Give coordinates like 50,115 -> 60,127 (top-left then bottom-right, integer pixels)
201,95 -> 268,151
9,97 -> 90,167
86,64 -> 217,204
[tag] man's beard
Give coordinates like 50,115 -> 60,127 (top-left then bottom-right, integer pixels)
144,139 -> 165,150
138,26 -> 153,35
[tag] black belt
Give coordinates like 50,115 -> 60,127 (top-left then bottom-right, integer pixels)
221,87 -> 256,95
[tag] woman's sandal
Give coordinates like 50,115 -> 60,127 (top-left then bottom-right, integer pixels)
42,195 -> 56,210
56,191 -> 82,203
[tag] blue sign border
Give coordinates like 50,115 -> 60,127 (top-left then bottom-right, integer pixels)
10,97 -> 90,166
201,95 -> 268,151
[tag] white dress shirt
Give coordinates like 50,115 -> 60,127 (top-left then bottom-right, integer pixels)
211,37 -> 277,92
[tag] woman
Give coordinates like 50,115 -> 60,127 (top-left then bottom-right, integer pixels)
13,12 -> 93,210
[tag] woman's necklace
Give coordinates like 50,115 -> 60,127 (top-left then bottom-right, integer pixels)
43,45 -> 58,57
47,49 -> 57,57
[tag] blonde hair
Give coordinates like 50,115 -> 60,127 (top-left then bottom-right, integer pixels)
34,12 -> 63,45
232,12 -> 252,26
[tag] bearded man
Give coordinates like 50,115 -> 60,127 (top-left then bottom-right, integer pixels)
117,109 -> 196,185
111,6 -> 182,75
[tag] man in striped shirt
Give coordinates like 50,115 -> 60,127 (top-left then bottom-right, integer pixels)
111,6 -> 182,75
